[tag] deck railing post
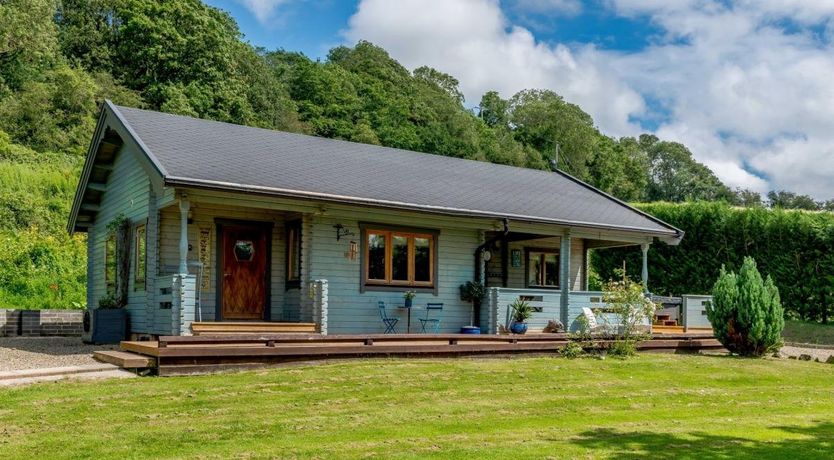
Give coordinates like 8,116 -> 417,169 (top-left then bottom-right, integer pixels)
178,194 -> 190,275
641,242 -> 651,293
560,231 -> 571,325
313,279 -> 328,335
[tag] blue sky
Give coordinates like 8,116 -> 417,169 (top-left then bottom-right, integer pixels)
204,0 -> 834,198
207,0 -> 662,58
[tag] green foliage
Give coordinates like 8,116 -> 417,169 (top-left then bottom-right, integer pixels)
592,201 -> 834,323
708,257 -> 784,356
559,341 -> 585,359
595,274 -> 655,359
459,281 -> 486,303
509,299 -> 534,323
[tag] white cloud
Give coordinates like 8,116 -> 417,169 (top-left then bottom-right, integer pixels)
236,0 -> 290,24
344,0 -> 834,198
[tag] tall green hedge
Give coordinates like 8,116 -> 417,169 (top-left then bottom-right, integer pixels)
591,202 -> 834,322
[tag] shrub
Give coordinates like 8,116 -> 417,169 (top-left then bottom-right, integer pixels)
560,341 -> 585,359
708,257 -> 784,356
600,274 -> 656,340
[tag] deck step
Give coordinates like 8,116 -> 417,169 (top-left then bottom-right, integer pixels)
191,322 -> 317,335
93,350 -> 155,369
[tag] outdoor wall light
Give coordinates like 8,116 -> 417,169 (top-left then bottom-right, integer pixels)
333,224 -> 355,241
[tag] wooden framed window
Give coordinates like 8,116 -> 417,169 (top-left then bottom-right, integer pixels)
526,249 -> 559,288
104,232 -> 117,295
286,220 -> 301,288
134,223 -> 147,290
363,227 -> 436,288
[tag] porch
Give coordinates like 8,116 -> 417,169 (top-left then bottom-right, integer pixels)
113,331 -> 722,375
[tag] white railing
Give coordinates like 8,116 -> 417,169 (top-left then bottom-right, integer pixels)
484,288 -> 654,334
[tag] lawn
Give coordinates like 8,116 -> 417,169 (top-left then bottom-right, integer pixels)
1,354 -> 833,459
783,319 -> 834,345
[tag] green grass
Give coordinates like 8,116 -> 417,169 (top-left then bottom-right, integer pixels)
783,319 -> 834,345
1,354 -> 833,459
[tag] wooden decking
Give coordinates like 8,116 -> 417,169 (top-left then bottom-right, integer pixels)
115,332 -> 722,376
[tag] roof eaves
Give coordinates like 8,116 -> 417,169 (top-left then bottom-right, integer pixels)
164,176 -> 681,237
551,168 -> 684,242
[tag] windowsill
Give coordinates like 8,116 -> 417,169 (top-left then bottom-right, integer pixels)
526,285 -> 560,290
362,285 -> 437,295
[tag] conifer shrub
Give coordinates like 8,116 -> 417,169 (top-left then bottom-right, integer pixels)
707,257 -> 784,356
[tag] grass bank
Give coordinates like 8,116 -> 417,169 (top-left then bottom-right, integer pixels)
2,354 -> 833,458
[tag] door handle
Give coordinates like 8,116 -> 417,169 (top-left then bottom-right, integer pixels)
223,273 -> 232,277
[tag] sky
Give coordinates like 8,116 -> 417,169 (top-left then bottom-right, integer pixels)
204,0 -> 834,198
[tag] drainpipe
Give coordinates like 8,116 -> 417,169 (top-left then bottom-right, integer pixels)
473,218 -> 510,328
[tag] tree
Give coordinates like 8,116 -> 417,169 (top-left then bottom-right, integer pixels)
734,188 -> 764,207
587,136 -> 649,201
478,90 -> 509,128
641,134 -> 734,202
508,89 -> 599,179
767,190 -> 819,210
707,257 -> 784,356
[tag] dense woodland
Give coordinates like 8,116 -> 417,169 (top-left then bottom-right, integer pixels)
1,0 -> 832,315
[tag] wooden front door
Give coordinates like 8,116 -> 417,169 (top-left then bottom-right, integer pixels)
220,224 -> 269,320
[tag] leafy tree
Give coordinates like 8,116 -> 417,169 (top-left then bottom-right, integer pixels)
734,188 -> 764,207
587,136 -> 648,201
708,257 -> 784,356
478,90 -> 509,128
641,134 -> 734,202
767,190 -> 819,210
0,0 -> 59,92
508,89 -> 599,179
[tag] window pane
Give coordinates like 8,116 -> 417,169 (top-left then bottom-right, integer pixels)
368,233 -> 386,280
544,253 -> 559,286
135,225 -> 146,283
528,252 -> 542,286
105,233 -> 116,295
414,237 -> 431,282
392,235 -> 409,281
287,227 -> 301,281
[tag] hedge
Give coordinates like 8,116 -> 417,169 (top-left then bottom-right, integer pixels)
591,201 -> 834,322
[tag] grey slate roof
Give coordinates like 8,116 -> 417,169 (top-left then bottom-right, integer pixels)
110,103 -> 681,238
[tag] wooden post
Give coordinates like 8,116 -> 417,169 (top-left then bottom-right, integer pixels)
641,242 -> 650,293
560,230 -> 571,325
178,195 -> 190,275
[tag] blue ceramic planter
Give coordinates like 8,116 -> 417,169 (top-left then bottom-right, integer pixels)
510,322 -> 528,334
460,326 -> 481,334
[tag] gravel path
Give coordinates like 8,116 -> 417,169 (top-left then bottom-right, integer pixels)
780,344 -> 834,363
0,337 -> 116,372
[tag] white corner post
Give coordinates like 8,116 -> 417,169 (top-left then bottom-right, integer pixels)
641,242 -> 650,293
559,230 -> 571,325
313,280 -> 328,335
178,194 -> 190,275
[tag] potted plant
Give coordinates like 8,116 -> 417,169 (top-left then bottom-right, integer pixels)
87,294 -> 128,344
459,281 -> 486,334
509,299 -> 533,334
403,290 -> 416,308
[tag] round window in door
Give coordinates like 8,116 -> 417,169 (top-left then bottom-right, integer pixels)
233,240 -> 255,262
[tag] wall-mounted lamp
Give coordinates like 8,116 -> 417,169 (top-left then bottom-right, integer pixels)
333,224 -> 355,242
187,209 -> 194,225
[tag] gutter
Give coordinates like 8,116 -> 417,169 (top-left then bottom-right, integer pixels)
164,176 -> 684,242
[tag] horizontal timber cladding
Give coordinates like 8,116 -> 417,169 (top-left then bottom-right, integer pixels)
88,143 -> 151,333
486,236 -> 586,291
308,211 -> 480,334
158,201 -> 293,330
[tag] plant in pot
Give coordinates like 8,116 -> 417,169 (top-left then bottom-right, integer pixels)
459,281 -> 486,334
85,215 -> 130,344
509,299 -> 533,334
403,290 -> 416,308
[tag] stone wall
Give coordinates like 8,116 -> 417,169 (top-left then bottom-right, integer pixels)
0,309 -> 84,337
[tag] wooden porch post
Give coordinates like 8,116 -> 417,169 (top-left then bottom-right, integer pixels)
178,194 -> 190,275
641,242 -> 650,293
560,230 -> 571,325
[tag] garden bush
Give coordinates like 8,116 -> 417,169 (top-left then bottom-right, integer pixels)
708,257 -> 784,356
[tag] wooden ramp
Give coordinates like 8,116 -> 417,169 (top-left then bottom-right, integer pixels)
191,322 -> 318,335
117,332 -> 723,376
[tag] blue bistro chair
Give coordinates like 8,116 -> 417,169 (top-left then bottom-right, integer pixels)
378,301 -> 399,334
419,303 -> 444,333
